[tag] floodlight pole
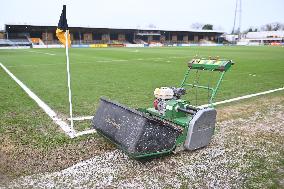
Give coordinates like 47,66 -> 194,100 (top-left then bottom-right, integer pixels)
65,30 -> 74,131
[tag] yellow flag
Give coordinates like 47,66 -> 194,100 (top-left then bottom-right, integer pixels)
56,5 -> 71,47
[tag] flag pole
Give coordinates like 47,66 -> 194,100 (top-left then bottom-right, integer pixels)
65,30 -> 74,131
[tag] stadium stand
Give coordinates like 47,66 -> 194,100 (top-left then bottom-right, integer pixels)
3,24 -> 224,47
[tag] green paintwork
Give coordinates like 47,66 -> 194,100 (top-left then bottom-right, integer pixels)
181,58 -> 233,107
133,58 -> 233,158
146,99 -> 193,127
188,58 -> 234,72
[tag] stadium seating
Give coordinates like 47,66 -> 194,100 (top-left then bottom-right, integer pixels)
133,39 -> 147,44
0,39 -> 31,46
28,38 -> 45,45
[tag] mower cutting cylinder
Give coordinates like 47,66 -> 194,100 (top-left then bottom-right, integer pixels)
93,98 -> 217,158
92,98 -> 182,158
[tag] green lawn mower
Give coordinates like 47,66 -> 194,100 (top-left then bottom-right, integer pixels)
92,57 -> 234,159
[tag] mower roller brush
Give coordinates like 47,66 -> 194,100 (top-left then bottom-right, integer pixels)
92,57 -> 234,159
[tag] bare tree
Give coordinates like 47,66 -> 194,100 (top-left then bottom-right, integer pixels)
261,22 -> 284,31
261,24 -> 272,31
191,22 -> 203,30
273,23 -> 281,31
148,24 -> 157,29
243,26 -> 258,34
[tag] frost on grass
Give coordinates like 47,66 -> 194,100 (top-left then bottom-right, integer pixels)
4,104 -> 283,189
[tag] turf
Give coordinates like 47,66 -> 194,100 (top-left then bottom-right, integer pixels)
1,46 -> 283,117
0,46 -> 283,185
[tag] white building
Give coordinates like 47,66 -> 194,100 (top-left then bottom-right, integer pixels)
223,34 -> 239,42
238,31 -> 284,45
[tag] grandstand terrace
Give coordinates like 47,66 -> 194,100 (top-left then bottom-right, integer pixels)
3,24 -> 223,47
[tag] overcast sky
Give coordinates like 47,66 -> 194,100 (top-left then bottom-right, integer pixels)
1,0 -> 283,32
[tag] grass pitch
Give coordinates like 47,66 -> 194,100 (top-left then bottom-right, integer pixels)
1,46 -> 283,116
0,46 -> 283,136
0,46 -> 283,186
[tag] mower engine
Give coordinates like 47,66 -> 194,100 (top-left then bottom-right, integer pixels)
153,87 -> 186,115
151,87 -> 198,124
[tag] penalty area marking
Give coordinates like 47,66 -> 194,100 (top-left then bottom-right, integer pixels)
0,62 -> 96,138
73,86 -> 284,121
28,50 -> 56,56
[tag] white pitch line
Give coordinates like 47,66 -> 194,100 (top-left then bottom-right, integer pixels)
68,116 -> 94,121
112,59 -> 128,62
71,116 -> 94,120
0,62 -> 75,138
73,86 -> 284,120
199,87 -> 284,108
97,60 -> 112,63
28,50 -> 56,56
74,129 -> 97,137
6,63 -> 60,68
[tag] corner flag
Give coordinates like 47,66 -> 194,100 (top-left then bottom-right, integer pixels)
56,5 -> 71,47
56,5 -> 74,132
